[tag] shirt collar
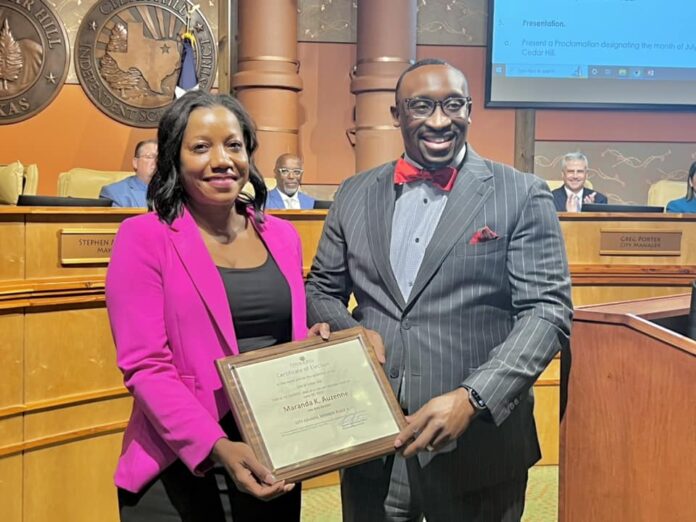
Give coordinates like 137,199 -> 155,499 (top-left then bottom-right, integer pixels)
279,190 -> 300,203
564,186 -> 583,198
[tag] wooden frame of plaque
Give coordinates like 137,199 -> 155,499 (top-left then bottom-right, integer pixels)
215,326 -> 407,483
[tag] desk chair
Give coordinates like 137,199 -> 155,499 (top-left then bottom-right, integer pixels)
57,168 -> 132,199
647,180 -> 685,208
0,161 -> 40,204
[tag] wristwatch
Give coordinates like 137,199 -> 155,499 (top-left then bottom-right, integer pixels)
463,385 -> 487,415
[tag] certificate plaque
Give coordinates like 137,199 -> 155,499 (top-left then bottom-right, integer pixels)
216,326 -> 407,482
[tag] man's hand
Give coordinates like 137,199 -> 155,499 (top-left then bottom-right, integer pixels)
364,328 -> 386,364
394,387 -> 475,458
583,191 -> 597,204
308,322 -> 330,340
565,194 -> 579,212
212,438 -> 294,500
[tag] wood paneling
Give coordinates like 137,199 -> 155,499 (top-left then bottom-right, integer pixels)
24,306 -> 122,402
0,313 -> 23,412
560,299 -> 696,521
535,358 -> 560,466
0,455 -> 22,522
23,434 -> 122,522
0,217 -> 25,282
23,397 -> 131,441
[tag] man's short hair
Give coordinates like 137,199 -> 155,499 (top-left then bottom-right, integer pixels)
394,58 -> 459,102
134,139 -> 157,158
561,152 -> 588,171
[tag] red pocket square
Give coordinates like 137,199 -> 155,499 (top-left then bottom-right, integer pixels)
469,226 -> 499,245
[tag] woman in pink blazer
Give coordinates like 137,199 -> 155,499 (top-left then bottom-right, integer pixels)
106,91 -> 328,522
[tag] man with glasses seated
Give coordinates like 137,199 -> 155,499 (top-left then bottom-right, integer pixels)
265,153 -> 315,210
100,140 -> 157,207
306,58 -> 571,522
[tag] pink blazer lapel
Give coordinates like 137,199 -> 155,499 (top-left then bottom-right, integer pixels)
168,208 -> 239,355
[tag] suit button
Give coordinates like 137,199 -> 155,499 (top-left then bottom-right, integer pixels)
508,403 -> 516,411
401,319 -> 411,330
513,398 -> 520,406
389,368 -> 399,379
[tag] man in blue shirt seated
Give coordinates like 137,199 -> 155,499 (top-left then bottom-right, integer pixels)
99,140 -> 157,207
265,153 -> 315,210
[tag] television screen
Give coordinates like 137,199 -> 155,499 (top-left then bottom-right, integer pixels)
486,0 -> 696,110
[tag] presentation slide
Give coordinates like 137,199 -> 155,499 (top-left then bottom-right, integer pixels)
487,0 -> 696,109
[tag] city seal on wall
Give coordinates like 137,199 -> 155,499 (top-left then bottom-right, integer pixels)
0,0 -> 70,124
75,0 -> 217,127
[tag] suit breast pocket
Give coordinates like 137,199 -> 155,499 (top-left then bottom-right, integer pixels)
454,237 -> 507,258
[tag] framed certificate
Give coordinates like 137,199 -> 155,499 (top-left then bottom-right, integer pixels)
216,326 -> 407,482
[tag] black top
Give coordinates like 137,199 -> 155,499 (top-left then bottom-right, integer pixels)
217,254 -> 292,353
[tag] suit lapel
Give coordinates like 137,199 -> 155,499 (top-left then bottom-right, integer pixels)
365,162 -> 406,311
169,208 -> 239,355
405,148 -> 494,311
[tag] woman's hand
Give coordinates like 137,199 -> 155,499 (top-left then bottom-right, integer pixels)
308,322 -> 330,340
211,438 -> 294,500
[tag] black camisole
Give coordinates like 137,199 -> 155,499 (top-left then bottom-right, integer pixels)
217,254 -> 292,352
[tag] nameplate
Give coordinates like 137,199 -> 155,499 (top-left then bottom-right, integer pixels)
599,229 -> 682,256
60,229 -> 117,265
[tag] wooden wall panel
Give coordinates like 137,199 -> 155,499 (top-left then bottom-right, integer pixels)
24,306 -> 122,402
534,358 -> 560,466
572,285 -> 685,307
23,397 -> 131,442
24,218 -> 120,280
0,455 -> 22,522
0,313 -> 23,410
0,217 -> 25,283
23,433 -> 122,522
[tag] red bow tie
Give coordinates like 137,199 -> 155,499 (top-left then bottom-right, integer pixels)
393,158 -> 458,192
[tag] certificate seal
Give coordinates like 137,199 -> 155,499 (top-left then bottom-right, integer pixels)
75,0 -> 216,127
0,0 -> 69,124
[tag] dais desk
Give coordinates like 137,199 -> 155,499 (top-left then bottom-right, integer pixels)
1,208 -> 695,521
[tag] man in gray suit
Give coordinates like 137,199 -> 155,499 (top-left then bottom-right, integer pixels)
305,59 -> 573,521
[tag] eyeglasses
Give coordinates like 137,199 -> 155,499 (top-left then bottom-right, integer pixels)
277,168 -> 304,177
137,153 -> 157,160
402,96 -> 472,119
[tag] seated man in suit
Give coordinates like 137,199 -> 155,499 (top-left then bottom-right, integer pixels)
552,151 -> 607,212
265,153 -> 315,209
99,140 -> 157,207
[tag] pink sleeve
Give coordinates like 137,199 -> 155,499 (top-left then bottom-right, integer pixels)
105,218 -> 225,474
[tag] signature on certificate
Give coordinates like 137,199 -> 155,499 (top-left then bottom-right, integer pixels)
339,411 -> 368,429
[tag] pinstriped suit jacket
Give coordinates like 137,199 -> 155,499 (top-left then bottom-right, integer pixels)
306,147 -> 573,488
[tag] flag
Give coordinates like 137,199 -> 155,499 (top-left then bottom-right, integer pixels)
175,33 -> 199,98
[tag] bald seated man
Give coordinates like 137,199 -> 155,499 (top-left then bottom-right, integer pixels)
265,153 -> 315,210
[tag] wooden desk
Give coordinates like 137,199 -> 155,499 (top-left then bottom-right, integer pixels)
0,207 -> 138,522
559,212 -> 696,305
560,294 -> 696,521
1,208 -> 694,520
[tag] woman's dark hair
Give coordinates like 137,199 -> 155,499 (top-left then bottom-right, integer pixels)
147,91 -> 267,225
687,161 -> 696,201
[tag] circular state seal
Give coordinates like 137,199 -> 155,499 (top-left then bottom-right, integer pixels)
0,0 -> 69,124
75,0 -> 217,128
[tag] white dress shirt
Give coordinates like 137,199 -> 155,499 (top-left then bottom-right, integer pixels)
279,190 -> 301,209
